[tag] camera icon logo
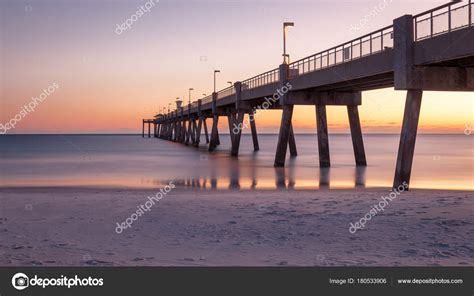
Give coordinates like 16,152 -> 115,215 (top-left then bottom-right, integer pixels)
12,273 -> 29,290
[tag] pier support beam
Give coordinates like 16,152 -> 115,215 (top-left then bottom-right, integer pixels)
148,122 -> 151,138
194,118 -> 203,147
209,92 -> 220,150
179,109 -> 185,143
194,100 -> 203,147
172,118 -> 178,141
231,112 -> 245,157
190,119 -> 197,144
274,63 -> 294,167
274,105 -> 294,167
168,121 -> 172,140
227,112 -> 235,145
289,123 -> 297,156
209,115 -> 220,151
316,105 -> 330,167
249,112 -> 259,151
347,105 -> 367,166
179,120 -> 185,142
185,119 -> 192,145
203,119 -> 210,143
231,81 -> 243,156
393,90 -> 423,190
142,120 -> 145,138
181,119 -> 185,141
175,119 -> 180,142
167,122 -> 172,140
216,128 -> 220,146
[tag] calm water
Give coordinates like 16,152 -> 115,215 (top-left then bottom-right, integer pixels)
0,134 -> 472,190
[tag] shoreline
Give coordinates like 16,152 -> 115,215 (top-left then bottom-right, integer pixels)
1,186 -> 472,192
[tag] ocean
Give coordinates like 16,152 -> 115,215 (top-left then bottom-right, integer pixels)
0,134 -> 472,190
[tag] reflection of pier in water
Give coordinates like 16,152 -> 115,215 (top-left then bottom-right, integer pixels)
171,165 -> 367,190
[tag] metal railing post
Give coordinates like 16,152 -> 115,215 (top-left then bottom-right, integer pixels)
430,12 -> 434,37
380,31 -> 383,50
469,0 -> 472,26
369,35 -> 373,54
448,5 -> 452,32
414,17 -> 418,40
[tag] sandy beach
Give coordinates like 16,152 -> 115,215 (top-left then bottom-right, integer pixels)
0,186 -> 472,266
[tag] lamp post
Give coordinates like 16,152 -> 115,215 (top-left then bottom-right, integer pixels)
214,70 -> 220,93
188,88 -> 194,105
283,22 -> 294,64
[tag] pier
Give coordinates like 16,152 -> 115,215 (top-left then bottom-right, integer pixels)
145,1 -> 474,189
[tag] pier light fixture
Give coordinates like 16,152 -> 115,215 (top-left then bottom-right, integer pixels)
214,70 -> 221,93
227,81 -> 233,87
188,88 -> 194,105
283,22 -> 294,64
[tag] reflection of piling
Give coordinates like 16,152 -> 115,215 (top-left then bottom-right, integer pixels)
250,153 -> 257,189
275,167 -> 286,189
355,166 -> 366,188
319,168 -> 330,189
249,111 -> 259,151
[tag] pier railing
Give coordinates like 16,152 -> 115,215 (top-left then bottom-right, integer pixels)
288,25 -> 394,77
414,0 -> 472,41
201,95 -> 213,105
241,68 -> 279,90
217,86 -> 235,99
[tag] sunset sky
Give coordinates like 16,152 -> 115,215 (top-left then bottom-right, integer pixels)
1,0 -> 472,134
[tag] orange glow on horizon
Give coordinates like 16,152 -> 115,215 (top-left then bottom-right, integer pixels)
1,1 -> 472,134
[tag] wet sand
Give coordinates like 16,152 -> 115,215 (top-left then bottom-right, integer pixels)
0,187 -> 472,266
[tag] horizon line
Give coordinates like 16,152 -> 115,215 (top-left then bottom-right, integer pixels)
0,132 -> 467,136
